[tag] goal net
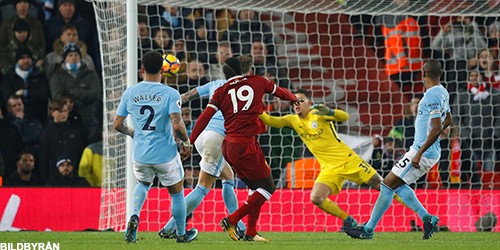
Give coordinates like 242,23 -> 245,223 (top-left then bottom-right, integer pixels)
94,0 -> 500,232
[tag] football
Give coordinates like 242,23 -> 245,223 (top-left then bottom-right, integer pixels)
162,54 -> 180,77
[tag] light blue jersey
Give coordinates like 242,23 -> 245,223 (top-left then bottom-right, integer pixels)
196,79 -> 226,136
411,84 -> 450,159
117,81 -> 182,164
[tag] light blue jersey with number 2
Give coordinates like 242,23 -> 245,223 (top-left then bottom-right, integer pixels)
117,81 -> 181,164
411,84 -> 450,159
196,79 -> 226,136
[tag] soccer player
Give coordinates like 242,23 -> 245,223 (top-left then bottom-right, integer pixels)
189,56 -> 299,241
259,89 -> 400,232
158,56 -> 253,239
114,51 -> 198,243
345,59 -> 452,240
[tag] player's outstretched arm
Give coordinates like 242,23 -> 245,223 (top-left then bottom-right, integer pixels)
113,115 -> 134,138
259,112 -> 289,128
273,85 -> 298,103
181,89 -> 200,104
189,105 -> 217,143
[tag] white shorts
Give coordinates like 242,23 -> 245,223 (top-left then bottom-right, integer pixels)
391,147 -> 439,184
133,154 -> 184,187
195,130 -> 226,177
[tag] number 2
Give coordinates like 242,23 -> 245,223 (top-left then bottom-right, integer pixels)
228,86 -> 254,113
140,105 -> 156,131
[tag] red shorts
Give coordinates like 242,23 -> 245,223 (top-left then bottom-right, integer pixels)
222,136 -> 271,181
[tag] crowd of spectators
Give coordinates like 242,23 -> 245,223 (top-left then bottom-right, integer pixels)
0,0 -> 101,187
352,0 -> 500,188
0,0 -> 498,189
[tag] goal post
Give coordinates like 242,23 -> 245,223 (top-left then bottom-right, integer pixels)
92,0 -> 500,232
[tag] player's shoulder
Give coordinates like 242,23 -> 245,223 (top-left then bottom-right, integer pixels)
426,84 -> 448,98
208,79 -> 227,87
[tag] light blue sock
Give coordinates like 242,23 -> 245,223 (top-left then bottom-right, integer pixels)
170,190 -> 187,236
222,180 -> 246,231
395,184 -> 430,221
163,185 -> 209,233
132,182 -> 150,218
366,183 -> 394,231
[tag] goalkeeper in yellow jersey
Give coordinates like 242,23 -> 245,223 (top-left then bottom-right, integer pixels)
259,89 -> 398,231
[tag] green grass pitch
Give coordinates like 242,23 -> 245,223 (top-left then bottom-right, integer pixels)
1,231 -> 498,250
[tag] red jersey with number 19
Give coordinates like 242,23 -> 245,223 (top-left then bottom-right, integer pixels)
209,75 -> 296,138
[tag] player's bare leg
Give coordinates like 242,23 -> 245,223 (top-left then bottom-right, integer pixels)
310,182 -> 357,231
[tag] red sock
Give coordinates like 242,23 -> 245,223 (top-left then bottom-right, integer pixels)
246,207 -> 261,237
228,192 -> 267,226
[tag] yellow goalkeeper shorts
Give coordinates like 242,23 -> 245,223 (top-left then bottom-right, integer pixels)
315,156 -> 377,195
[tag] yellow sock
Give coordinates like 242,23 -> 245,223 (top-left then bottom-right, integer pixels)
319,199 -> 348,220
394,194 -> 407,207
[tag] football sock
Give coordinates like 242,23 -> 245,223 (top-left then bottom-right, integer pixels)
170,189 -> 187,236
246,207 -> 261,237
395,184 -> 430,221
393,194 -> 406,206
228,188 -> 270,226
222,179 -> 246,231
318,198 -> 349,220
132,182 -> 150,218
162,185 -> 209,233
366,183 -> 394,231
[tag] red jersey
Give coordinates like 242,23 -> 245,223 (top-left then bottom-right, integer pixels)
210,75 -> 295,137
189,75 -> 297,142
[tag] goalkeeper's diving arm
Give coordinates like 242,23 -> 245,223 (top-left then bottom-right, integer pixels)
259,112 -> 289,128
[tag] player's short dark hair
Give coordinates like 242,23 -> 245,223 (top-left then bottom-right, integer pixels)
142,51 -> 163,74
423,59 -> 442,80
295,89 -> 311,99
223,57 -> 242,79
239,55 -> 253,74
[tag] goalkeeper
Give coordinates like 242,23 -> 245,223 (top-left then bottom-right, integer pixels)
259,89 -> 403,231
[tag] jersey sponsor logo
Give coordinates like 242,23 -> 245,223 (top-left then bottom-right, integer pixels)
427,103 -> 439,109
299,128 -> 323,141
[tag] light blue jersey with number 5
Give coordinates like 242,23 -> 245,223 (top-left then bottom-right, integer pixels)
411,84 -> 450,159
117,81 -> 181,164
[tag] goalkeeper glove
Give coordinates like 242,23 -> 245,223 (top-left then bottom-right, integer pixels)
311,104 -> 335,116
